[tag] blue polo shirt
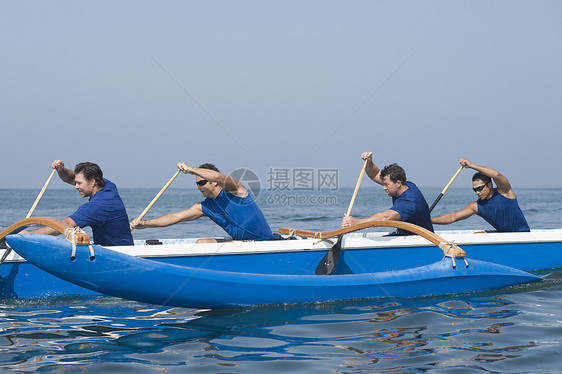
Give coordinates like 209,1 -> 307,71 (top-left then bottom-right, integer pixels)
201,189 -> 274,240
390,181 -> 434,235
69,179 -> 133,246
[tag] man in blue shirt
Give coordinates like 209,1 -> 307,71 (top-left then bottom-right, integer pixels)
431,158 -> 530,232
21,160 -> 134,246
341,152 -> 434,235
130,162 -> 274,242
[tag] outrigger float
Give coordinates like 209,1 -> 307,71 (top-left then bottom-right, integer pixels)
0,217 -> 551,308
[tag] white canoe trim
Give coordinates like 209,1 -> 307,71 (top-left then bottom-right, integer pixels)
3,229 -> 562,262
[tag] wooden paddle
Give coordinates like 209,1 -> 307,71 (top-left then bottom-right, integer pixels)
428,165 -> 463,213
26,168 -> 57,218
0,168 -> 57,263
315,159 -> 368,275
133,169 -> 181,227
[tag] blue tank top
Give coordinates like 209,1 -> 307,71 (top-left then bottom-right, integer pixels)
477,188 -> 530,232
200,189 -> 274,240
390,181 -> 434,235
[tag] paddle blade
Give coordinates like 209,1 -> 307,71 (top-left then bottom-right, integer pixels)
429,193 -> 443,213
315,236 -> 343,275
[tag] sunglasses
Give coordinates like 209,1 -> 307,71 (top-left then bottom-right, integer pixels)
473,183 -> 488,192
196,179 -> 209,187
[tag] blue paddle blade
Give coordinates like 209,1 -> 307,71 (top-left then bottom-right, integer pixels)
315,235 -> 343,275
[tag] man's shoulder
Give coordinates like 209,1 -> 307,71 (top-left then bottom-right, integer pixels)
102,178 -> 117,189
405,181 -> 419,190
200,196 -> 214,209
91,179 -> 126,206
402,181 -> 423,197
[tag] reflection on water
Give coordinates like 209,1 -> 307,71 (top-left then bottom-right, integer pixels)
2,188 -> 562,372
2,279 -> 562,373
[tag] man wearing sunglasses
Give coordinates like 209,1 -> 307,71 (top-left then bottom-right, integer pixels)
130,162 -> 274,242
431,158 -> 529,232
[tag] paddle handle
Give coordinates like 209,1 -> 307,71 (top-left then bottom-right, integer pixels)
2,169 -> 57,266
136,169 -> 181,221
429,165 -> 463,213
25,168 -> 57,218
346,159 -> 368,217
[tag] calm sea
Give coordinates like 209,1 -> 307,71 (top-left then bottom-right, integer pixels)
2,187 -> 562,373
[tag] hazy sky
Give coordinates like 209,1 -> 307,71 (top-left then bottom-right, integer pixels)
2,1 -> 561,191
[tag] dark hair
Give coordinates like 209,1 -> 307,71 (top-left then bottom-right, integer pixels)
74,162 -> 105,188
380,163 -> 407,184
198,163 -> 220,173
472,172 -> 491,185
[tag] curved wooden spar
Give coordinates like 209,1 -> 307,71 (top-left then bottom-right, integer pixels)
280,220 -> 466,258
0,217 -> 90,245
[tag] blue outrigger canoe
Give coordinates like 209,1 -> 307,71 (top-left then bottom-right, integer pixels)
2,219 -> 546,308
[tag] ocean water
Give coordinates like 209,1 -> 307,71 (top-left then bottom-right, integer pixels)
1,187 -> 562,373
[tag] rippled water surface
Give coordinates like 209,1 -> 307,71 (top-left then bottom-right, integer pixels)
2,187 -> 562,372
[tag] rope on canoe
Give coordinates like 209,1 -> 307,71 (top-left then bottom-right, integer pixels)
0,217 -> 93,261
65,227 -> 95,261
439,240 -> 469,268
439,240 -> 463,258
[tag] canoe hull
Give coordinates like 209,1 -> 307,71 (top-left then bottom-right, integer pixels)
5,234 -> 540,308
0,261 -> 99,299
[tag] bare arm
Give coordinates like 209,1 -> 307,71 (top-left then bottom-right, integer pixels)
459,158 -> 515,198
342,209 -> 401,228
52,160 -> 75,185
431,202 -> 477,225
130,203 -> 205,230
177,162 -> 248,197
20,217 -> 77,236
361,152 -> 382,185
